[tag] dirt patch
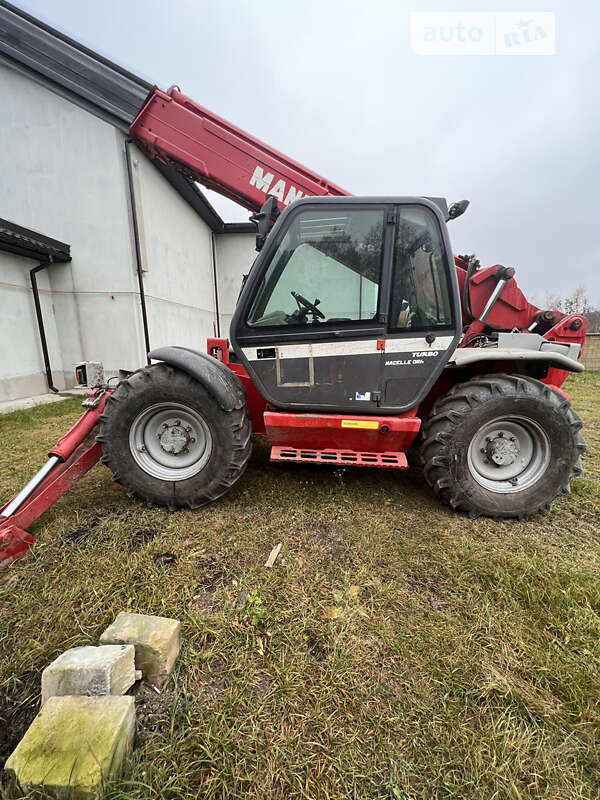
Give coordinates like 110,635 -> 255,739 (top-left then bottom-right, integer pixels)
189,591 -> 224,616
197,676 -> 224,709
252,673 -> 273,700
65,512 -> 159,552
302,522 -> 353,566
131,681 -> 174,737
197,659 -> 226,709
0,698 -> 38,761
327,534 -> 347,560
129,528 -> 157,551
196,554 -> 228,592
63,516 -> 104,545
306,634 -> 328,662
154,552 -> 176,567
406,573 -> 448,611
186,553 -> 230,615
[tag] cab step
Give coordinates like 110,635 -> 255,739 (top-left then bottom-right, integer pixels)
270,446 -> 408,469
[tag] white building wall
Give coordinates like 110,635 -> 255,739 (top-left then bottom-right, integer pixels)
0,62 -> 228,402
214,233 -> 256,336
129,146 -> 218,352
0,251 -> 63,399
0,62 -> 142,401
0,59 -> 262,403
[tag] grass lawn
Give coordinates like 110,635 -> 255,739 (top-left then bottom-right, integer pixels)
0,373 -> 599,800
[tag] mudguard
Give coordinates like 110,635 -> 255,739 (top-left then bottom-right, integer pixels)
448,348 -> 584,373
148,346 -> 246,411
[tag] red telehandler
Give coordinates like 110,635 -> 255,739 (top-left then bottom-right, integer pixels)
0,86 -> 587,566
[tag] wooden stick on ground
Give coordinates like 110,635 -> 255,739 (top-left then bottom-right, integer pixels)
264,542 -> 282,568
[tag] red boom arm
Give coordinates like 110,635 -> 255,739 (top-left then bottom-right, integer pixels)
130,86 -> 349,212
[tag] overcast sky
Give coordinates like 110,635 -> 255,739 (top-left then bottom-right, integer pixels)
13,0 -> 600,304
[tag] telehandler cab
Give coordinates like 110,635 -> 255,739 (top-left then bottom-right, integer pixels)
0,86 -> 587,566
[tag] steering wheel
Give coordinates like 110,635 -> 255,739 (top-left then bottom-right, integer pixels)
291,291 -> 325,319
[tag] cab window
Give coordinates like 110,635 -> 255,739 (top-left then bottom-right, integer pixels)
390,206 -> 453,330
247,208 -> 385,328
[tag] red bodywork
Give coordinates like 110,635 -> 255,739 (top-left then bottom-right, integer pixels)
455,262 -> 543,332
265,411 -> 420,453
453,259 -> 587,388
0,86 -> 588,566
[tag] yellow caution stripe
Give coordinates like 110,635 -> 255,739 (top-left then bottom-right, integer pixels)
341,419 -> 379,430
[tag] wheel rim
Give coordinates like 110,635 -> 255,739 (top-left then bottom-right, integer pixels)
129,402 -> 212,481
467,415 -> 551,494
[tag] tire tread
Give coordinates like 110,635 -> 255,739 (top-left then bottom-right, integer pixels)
97,363 -> 252,509
420,374 -> 585,519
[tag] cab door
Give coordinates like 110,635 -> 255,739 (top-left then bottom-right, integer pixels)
231,200 -> 390,412
382,203 -> 461,409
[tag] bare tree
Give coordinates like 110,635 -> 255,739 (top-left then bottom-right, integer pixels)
542,286 -> 599,332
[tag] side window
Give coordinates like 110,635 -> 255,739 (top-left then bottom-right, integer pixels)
390,206 -> 453,330
247,208 -> 385,328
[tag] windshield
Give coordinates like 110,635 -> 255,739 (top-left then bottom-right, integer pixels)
247,208 -> 385,328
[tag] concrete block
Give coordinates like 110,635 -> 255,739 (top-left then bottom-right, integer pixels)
100,612 -> 180,688
4,695 -> 135,800
41,645 -> 138,705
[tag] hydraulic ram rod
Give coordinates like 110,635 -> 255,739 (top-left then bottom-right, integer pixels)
0,456 -> 60,518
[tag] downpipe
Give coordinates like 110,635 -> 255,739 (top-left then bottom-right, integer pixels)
30,258 -> 59,393
125,139 -> 151,364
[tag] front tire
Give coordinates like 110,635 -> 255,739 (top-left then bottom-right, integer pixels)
420,374 -> 585,519
98,363 -> 252,509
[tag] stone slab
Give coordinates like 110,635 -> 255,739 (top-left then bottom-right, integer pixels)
42,645 -> 138,705
100,612 -> 180,688
4,695 -> 135,799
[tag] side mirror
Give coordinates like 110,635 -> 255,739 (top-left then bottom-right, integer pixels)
447,199 -> 470,221
250,195 -> 280,251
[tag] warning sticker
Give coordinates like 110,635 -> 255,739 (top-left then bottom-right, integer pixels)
341,420 -> 379,430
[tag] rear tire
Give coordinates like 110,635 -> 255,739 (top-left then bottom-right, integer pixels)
420,374 -> 585,519
97,363 -> 252,509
